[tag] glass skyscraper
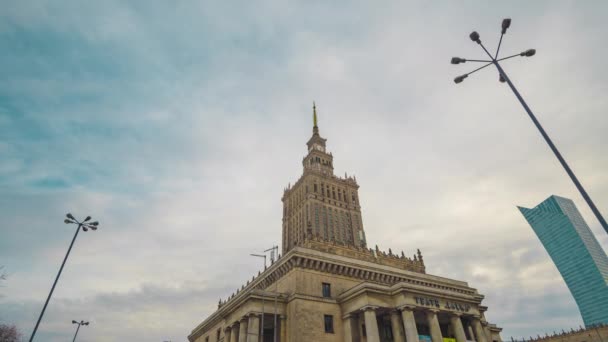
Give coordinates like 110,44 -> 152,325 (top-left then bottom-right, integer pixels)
519,195 -> 608,327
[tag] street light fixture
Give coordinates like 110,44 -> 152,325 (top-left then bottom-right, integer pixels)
71,320 -> 89,342
29,214 -> 99,342
451,18 -> 608,234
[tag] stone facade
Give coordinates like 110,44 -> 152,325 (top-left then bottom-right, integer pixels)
188,106 -> 502,342
282,103 -> 366,254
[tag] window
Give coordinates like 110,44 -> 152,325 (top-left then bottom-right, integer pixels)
324,315 -> 334,333
322,283 -> 331,297
314,183 -> 317,192
205,337 -> 209,342
362,324 -> 367,337
216,328 -> 221,341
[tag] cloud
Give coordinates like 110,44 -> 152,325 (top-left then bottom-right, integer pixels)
1,1 -> 608,341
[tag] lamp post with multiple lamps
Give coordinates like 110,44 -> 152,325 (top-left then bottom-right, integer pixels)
451,18 -> 608,234
28,214 -> 99,342
71,320 -> 89,342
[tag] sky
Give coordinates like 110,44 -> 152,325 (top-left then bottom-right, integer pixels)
1,1 -> 608,341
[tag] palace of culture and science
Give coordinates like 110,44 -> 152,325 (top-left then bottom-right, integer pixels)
189,105 -> 503,342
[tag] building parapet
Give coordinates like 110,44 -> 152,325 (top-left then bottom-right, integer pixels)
299,236 -> 426,273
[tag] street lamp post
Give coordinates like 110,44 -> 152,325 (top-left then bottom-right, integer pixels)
250,253 -> 267,341
71,320 -> 89,342
265,246 -> 279,342
451,18 -> 608,234
29,214 -> 99,342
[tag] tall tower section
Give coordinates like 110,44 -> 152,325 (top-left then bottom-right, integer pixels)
519,195 -> 608,327
282,104 -> 367,254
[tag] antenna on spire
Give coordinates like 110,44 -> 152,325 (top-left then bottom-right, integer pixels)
313,101 -> 318,127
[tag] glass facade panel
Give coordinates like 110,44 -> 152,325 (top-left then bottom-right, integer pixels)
519,195 -> 608,327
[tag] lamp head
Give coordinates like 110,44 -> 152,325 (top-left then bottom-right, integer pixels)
64,219 -> 73,224
454,74 -> 468,84
501,18 -> 511,34
72,320 -> 78,324
84,216 -> 91,222
521,49 -> 536,57
451,57 -> 466,65
499,74 -> 506,83
469,31 -> 480,43
66,213 -> 75,220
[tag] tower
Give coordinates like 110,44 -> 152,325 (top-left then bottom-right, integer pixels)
519,195 -> 608,327
281,104 -> 367,254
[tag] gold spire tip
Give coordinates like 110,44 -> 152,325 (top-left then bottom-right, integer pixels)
313,101 -> 318,127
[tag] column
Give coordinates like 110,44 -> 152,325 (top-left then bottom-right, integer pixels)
426,310 -> 443,342
389,310 -> 405,342
467,324 -> 475,341
225,326 -> 232,342
247,314 -> 260,342
343,314 -> 360,342
279,315 -> 287,342
400,306 -> 419,342
450,314 -> 467,342
483,323 -> 492,342
471,317 -> 487,342
230,324 -> 239,342
362,306 -> 381,342
238,317 -> 248,342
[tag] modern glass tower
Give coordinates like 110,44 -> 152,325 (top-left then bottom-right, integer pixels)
519,195 -> 608,327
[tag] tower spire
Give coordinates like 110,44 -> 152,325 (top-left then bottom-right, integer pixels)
313,102 -> 319,135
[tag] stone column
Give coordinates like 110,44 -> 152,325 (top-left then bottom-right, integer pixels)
247,314 -> 260,342
400,306 -> 419,342
230,324 -> 239,342
225,326 -> 232,342
390,310 -> 405,342
450,314 -> 467,342
483,323 -> 492,342
238,318 -> 248,342
426,310 -> 443,342
471,317 -> 487,342
343,314 -> 360,342
279,315 -> 287,342
362,306 -> 381,342
467,324 -> 475,341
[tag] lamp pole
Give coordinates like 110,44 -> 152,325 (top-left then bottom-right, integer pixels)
29,214 -> 99,342
264,245 -> 279,342
71,320 -> 89,342
451,18 -> 608,234
250,253 -> 267,341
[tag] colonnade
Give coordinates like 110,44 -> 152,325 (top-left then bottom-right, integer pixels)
343,306 -> 490,342
223,313 -> 287,342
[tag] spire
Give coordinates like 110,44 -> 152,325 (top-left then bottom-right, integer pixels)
312,102 -> 319,135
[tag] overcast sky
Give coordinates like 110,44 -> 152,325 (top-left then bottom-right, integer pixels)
1,1 -> 608,341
